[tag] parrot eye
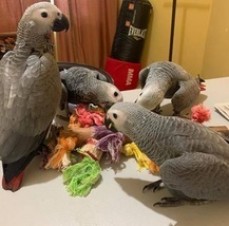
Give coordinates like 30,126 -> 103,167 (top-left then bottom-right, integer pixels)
139,92 -> 143,96
113,113 -> 118,119
41,12 -> 48,18
96,74 -> 100,80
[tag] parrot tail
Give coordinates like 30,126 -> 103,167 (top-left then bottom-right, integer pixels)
2,150 -> 38,191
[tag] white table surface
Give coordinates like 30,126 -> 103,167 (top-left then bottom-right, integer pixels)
1,77 -> 229,226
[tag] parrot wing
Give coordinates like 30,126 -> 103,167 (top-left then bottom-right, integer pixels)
171,79 -> 200,113
160,152 -> 229,200
152,117 -> 229,162
0,52 -> 61,163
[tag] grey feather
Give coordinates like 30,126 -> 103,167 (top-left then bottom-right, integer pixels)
60,66 -> 123,108
107,102 -> 229,202
136,61 -> 202,114
0,2 -> 69,165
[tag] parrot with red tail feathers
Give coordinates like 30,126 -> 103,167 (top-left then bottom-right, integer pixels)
0,2 -> 69,191
135,61 -> 205,115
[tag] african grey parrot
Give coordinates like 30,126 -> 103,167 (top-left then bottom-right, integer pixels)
0,2 -> 69,191
60,66 -> 123,110
135,61 -> 204,115
106,102 -> 229,207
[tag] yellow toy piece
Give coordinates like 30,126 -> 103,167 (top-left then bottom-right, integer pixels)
122,142 -> 159,173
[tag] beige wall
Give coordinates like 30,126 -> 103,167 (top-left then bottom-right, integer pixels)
201,0 -> 229,78
118,0 -> 229,79
141,0 -> 212,78
141,0 -> 174,65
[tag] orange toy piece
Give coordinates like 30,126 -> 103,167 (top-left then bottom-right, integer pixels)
45,104 -> 104,170
45,130 -> 78,170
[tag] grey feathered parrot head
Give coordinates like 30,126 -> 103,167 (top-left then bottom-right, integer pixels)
134,66 -> 164,111
60,66 -> 123,109
16,2 -> 69,48
106,102 -> 150,134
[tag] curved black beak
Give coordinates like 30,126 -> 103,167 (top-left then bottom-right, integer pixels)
53,14 -> 69,32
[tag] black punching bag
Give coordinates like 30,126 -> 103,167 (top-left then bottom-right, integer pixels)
111,0 -> 153,63
105,0 -> 153,91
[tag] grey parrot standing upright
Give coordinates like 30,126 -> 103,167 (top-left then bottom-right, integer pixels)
0,2 -> 69,191
60,66 -> 123,110
135,61 -> 205,115
106,102 -> 229,207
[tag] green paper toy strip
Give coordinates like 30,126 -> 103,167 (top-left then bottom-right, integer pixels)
63,156 -> 101,197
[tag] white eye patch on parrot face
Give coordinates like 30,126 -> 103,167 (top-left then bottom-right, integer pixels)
27,9 -> 56,33
39,10 -> 61,19
27,6 -> 68,34
106,109 -> 128,133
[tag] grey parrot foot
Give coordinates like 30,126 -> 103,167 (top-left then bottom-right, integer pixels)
172,111 -> 180,116
173,112 -> 190,120
172,111 -> 183,117
153,197 -> 210,207
152,105 -> 162,114
143,179 -> 164,193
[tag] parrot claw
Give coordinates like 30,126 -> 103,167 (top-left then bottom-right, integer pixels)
152,105 -> 162,114
143,179 -> 164,193
173,112 -> 190,119
153,197 -> 210,207
2,171 -> 24,192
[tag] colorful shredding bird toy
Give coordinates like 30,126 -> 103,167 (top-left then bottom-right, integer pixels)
44,102 -> 159,197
